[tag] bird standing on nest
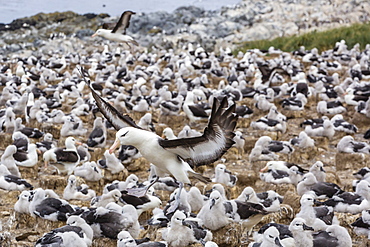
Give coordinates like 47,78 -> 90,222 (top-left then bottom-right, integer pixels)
92,10 -> 138,51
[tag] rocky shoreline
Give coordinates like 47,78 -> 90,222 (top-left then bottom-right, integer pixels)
0,0 -> 370,54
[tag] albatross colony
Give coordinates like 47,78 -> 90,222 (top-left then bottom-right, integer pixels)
2,21 -> 370,246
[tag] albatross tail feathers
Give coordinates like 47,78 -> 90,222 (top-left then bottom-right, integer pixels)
188,170 -> 211,183
129,39 -> 139,47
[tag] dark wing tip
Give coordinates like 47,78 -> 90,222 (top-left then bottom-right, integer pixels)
112,10 -> 136,34
78,66 -> 90,83
78,67 -> 141,130
123,10 -> 136,15
196,97 -> 237,166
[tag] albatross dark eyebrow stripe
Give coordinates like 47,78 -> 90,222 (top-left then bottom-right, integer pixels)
121,131 -> 129,137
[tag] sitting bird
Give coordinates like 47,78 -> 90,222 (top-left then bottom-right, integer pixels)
43,136 -> 82,175
87,117 -> 107,148
212,163 -> 237,187
63,175 -> 96,201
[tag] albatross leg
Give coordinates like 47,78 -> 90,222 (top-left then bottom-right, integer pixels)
166,181 -> 184,214
126,176 -> 159,197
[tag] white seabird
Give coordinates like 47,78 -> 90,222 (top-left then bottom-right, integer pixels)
92,11 -> 138,50
35,215 -> 93,247
351,209 -> 370,238
187,186 -> 207,212
104,96 -> 237,185
249,145 -> 279,162
248,226 -> 283,247
76,205 -> 138,239
319,225 -> 352,247
289,131 -> 315,149
330,114 -> 358,133
87,117 -> 107,148
251,117 -> 287,133
60,115 -> 87,137
99,149 -> 126,174
117,230 -> 167,247
74,161 -> 103,181
177,125 -> 202,138
0,164 -> 33,191
236,186 -> 283,213
212,163 -> 237,187
316,100 -> 346,115
43,136 -> 82,175
148,164 -> 180,192
317,180 -> 370,214
30,188 -> 76,221
0,145 -> 21,177
103,174 -> 140,194
337,135 -> 370,154
297,172 -> 343,198
295,193 -> 335,231
288,217 -> 314,247
90,189 -> 122,208
288,166 -> 305,186
304,119 -> 335,139
233,130 -> 245,158
197,190 -> 232,231
14,143 -> 39,167
162,210 -> 212,246
163,187 -> 191,219
309,161 -> 326,182
63,175 -> 96,201
36,132 -> 56,153
103,203 -> 141,239
119,188 -> 162,216
137,112 -> 155,131
14,190 -> 32,214
162,127 -> 178,140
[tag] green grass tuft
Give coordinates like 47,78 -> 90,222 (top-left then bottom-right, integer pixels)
234,22 -> 370,54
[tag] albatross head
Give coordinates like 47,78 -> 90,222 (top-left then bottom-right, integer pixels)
92,29 -> 111,38
117,230 -> 136,247
65,137 -> 82,150
109,127 -> 135,154
209,190 -> 222,209
171,210 -> 186,226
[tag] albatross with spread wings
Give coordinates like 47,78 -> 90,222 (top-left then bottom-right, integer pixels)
80,68 -> 237,186
92,10 -> 138,50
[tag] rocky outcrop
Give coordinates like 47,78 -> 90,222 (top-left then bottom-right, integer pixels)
0,0 -> 370,53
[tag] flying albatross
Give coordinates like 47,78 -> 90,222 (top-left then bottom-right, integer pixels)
80,67 -> 237,187
92,10 -> 138,50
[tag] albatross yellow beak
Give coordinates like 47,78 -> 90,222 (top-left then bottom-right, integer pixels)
75,141 -> 83,146
91,33 -> 97,37
260,165 -> 268,172
109,138 -> 121,154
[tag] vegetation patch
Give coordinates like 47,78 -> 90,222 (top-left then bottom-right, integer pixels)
235,22 -> 370,53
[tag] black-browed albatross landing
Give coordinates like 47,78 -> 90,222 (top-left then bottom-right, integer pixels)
112,99 -> 236,184
92,10 -> 138,50
80,67 -> 237,187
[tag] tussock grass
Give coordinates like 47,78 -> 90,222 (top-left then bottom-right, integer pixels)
235,22 -> 370,53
